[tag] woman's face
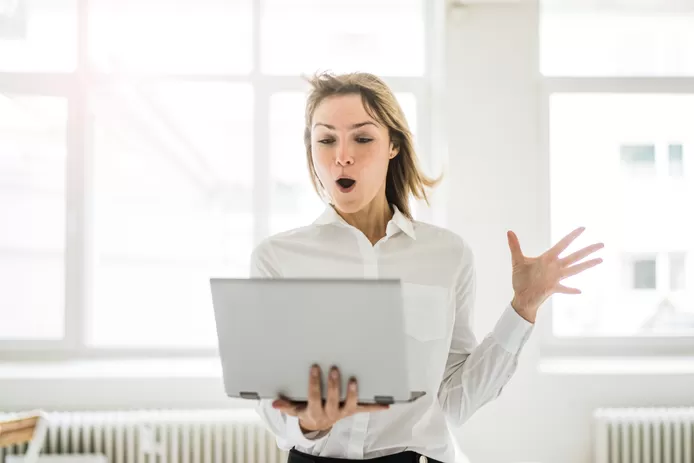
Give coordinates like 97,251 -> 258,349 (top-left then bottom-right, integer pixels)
310,94 -> 397,214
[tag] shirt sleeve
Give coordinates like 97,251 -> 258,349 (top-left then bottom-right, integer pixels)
437,241 -> 534,427
250,241 -> 331,449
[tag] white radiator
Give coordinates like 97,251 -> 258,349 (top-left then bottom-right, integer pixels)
594,407 -> 694,463
0,410 -> 287,463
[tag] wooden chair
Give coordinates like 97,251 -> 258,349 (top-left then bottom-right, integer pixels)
0,412 -> 48,463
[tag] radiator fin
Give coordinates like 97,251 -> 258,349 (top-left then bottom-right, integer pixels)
0,410 -> 287,463
595,407 -> 694,463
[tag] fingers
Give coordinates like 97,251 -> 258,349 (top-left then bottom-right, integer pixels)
340,378 -> 390,417
507,231 -> 524,266
548,227 -> 585,259
325,367 -> 341,421
307,365 -> 323,417
555,284 -> 581,295
271,398 -> 299,417
272,398 -> 293,408
342,378 -> 359,416
561,257 -> 603,279
560,242 -> 604,267
274,372 -> 389,426
356,404 -> 391,413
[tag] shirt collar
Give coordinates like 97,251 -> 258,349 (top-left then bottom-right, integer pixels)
313,204 -> 416,240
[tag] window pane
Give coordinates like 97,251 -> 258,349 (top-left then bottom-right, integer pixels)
669,144 -> 684,177
620,145 -> 656,177
89,0 -> 252,74
0,0 -> 76,72
541,2 -> 694,76
550,94 -> 694,337
0,94 -> 66,340
670,252 -> 686,291
396,93 -> 418,140
269,92 -> 419,234
261,0 -> 425,76
621,145 -> 655,164
89,82 -> 253,348
269,93 -> 325,235
633,258 -> 657,289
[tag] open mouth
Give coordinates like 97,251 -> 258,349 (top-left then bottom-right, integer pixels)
336,177 -> 356,192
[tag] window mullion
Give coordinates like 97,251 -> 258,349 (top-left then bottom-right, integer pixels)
543,77 -> 694,94
65,89 -> 86,351
253,86 -> 271,246
252,0 -> 270,245
418,0 -> 447,225
64,0 -> 91,352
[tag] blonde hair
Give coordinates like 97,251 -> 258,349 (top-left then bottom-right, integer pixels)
303,72 -> 440,219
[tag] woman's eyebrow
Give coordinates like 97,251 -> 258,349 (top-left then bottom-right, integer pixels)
312,121 -> 379,130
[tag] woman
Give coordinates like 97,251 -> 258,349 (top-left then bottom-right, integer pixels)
251,72 -> 603,463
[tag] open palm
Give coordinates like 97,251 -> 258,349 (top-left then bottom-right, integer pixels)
508,227 -> 604,323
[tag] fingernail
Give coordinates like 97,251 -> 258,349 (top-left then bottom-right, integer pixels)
349,382 -> 357,391
331,369 -> 338,379
312,365 -> 319,376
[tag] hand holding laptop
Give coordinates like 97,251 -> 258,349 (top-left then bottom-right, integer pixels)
211,278 -> 424,416
271,365 -> 390,433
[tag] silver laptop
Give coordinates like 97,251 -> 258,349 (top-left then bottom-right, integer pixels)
210,278 -> 425,405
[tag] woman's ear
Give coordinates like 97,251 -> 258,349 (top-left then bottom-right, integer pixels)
389,141 -> 400,159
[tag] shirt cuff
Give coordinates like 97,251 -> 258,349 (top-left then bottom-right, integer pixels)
286,415 -> 330,448
492,304 -> 534,354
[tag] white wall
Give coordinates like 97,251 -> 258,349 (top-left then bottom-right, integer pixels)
444,2 -> 694,463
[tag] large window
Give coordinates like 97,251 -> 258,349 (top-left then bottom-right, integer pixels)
0,0 -> 438,355
0,95 -> 67,341
542,0 -> 694,348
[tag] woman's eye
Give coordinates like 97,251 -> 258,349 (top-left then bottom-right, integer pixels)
356,137 -> 373,144
318,138 -> 335,145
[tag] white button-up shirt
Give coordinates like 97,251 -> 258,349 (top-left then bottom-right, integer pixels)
251,205 -> 533,462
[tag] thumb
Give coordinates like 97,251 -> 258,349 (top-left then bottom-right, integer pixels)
507,230 -> 523,266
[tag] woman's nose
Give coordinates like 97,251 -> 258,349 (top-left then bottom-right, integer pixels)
335,144 -> 354,166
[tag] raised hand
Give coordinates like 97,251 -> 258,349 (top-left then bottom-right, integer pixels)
507,227 -> 604,323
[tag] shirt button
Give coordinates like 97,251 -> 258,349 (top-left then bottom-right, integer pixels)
419,456 -> 428,463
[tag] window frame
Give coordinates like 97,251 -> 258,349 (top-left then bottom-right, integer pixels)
0,0 -> 447,360
540,76 -> 694,358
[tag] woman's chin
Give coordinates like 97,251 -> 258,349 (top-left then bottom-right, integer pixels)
332,197 -> 365,214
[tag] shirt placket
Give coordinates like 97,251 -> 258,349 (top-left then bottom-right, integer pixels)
346,232 -> 383,459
